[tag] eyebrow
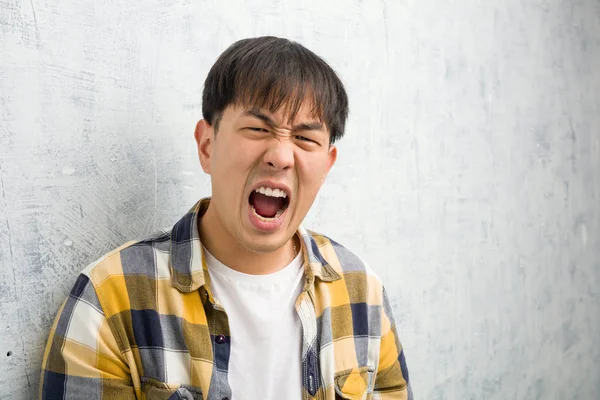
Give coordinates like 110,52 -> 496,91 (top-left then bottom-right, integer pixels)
243,109 -> 324,132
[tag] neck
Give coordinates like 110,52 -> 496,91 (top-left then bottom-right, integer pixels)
198,203 -> 298,275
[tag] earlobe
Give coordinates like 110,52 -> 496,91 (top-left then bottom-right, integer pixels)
195,119 -> 213,174
327,145 -> 338,172
320,145 -> 338,185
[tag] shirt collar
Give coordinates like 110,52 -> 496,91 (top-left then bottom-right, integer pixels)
169,197 -> 341,293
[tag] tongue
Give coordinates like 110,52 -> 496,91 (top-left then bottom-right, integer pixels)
250,192 -> 284,218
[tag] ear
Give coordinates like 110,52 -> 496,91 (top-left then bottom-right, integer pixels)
194,119 -> 213,174
321,144 -> 338,184
326,144 -> 337,171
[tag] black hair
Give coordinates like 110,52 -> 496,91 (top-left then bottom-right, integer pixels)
202,36 -> 349,143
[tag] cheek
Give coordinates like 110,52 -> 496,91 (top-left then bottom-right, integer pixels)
212,139 -> 261,203
297,155 -> 330,194
215,138 -> 254,175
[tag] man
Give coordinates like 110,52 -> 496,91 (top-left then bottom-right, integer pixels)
40,36 -> 412,400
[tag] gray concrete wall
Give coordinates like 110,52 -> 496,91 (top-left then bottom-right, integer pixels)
1,0 -> 599,398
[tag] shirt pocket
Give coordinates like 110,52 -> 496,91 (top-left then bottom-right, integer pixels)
334,366 -> 375,400
141,377 -> 203,400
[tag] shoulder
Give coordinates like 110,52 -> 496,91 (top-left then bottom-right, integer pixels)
80,228 -> 172,297
82,228 -> 171,280
307,230 -> 384,289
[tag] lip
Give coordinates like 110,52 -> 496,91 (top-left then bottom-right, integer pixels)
247,204 -> 287,232
249,180 -> 292,199
247,180 -> 293,232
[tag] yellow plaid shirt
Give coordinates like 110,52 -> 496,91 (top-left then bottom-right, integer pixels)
40,198 -> 412,399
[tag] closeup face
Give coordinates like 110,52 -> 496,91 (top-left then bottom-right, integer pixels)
195,101 -> 337,254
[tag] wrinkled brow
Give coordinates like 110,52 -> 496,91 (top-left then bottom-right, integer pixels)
243,109 -> 324,132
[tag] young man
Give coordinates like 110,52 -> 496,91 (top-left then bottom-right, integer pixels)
40,37 -> 412,400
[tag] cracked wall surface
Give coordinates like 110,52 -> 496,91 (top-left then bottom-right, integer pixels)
1,0 -> 599,398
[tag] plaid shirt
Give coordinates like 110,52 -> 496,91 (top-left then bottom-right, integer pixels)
40,198 -> 412,400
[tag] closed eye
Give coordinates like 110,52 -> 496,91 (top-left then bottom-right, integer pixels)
295,135 -> 317,144
247,127 -> 270,133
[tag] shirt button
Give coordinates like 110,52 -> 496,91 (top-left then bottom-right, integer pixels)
216,334 -> 226,344
308,373 -> 315,394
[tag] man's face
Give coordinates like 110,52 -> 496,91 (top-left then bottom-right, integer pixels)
196,101 -> 337,253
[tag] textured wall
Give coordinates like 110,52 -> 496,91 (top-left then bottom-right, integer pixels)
1,0 -> 599,398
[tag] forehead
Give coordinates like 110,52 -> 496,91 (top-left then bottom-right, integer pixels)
233,83 -> 323,121
235,100 -> 324,127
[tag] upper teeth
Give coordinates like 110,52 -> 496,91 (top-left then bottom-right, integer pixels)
255,186 -> 287,198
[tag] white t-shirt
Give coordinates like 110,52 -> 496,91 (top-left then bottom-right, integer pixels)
204,246 -> 304,400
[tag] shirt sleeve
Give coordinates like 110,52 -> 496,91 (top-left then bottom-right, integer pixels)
39,274 -> 137,399
373,287 -> 413,400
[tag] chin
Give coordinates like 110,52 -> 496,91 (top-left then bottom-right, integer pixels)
241,235 -> 288,254
240,216 -> 296,253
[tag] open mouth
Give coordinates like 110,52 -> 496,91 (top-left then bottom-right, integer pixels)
248,186 -> 290,221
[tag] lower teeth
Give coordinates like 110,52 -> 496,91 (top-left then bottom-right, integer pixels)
252,206 -> 284,222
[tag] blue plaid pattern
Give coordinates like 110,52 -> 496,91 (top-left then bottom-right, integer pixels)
40,198 -> 411,399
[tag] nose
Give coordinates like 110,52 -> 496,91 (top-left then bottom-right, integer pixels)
263,135 -> 294,171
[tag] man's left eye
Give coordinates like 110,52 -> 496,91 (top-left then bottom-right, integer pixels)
295,135 -> 315,143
